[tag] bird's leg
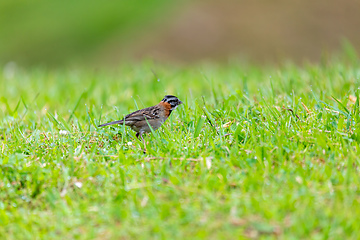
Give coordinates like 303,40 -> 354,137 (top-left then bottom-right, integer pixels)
136,132 -> 146,154
140,133 -> 147,154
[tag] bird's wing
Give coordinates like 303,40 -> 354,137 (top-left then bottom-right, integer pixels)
123,105 -> 160,122
98,105 -> 162,127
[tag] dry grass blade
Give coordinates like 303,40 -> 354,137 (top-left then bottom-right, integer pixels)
222,120 -> 235,128
301,102 -> 311,114
324,107 -> 340,114
283,107 -> 300,120
349,95 -> 357,103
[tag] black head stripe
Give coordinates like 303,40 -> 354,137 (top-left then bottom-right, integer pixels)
162,95 -> 179,103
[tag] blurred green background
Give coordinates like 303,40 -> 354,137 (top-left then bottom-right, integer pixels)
0,0 -> 178,65
1,0 -> 360,66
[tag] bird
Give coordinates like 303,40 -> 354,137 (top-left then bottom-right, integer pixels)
98,95 -> 183,148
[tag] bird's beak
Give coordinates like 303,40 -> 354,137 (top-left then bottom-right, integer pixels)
179,100 -> 183,105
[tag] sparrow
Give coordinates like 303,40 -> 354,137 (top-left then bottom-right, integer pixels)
98,95 -> 183,142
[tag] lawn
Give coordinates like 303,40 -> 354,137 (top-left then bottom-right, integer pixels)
1,59 -> 360,239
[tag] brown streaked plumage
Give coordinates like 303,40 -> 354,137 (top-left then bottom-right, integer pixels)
98,95 -> 183,142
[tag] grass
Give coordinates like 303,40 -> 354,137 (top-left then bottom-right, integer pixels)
1,58 -> 360,239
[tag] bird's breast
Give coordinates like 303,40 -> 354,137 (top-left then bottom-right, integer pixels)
158,102 -> 172,117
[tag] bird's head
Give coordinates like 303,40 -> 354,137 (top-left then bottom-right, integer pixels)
161,95 -> 183,110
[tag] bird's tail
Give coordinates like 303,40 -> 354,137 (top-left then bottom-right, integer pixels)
98,120 -> 124,127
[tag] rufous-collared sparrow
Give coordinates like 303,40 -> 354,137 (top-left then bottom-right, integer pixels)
98,95 -> 183,142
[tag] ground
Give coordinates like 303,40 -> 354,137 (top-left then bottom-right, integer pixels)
1,58 -> 360,239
